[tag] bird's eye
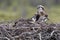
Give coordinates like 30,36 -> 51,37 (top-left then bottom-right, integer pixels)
41,7 -> 44,10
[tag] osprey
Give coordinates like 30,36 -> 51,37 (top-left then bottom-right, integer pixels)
32,5 -> 48,23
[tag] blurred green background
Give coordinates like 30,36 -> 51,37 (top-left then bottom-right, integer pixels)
0,0 -> 60,23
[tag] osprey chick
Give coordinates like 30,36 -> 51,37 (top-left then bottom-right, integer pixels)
32,5 -> 48,23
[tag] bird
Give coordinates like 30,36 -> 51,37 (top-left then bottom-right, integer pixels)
31,5 -> 48,23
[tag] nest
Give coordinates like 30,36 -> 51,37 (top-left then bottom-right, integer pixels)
0,18 -> 60,40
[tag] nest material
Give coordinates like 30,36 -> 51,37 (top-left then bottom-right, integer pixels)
0,18 -> 60,40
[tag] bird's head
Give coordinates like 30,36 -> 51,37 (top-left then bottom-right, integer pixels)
37,5 -> 45,10
37,5 -> 45,16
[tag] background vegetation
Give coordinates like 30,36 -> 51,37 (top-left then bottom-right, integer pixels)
0,0 -> 60,23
